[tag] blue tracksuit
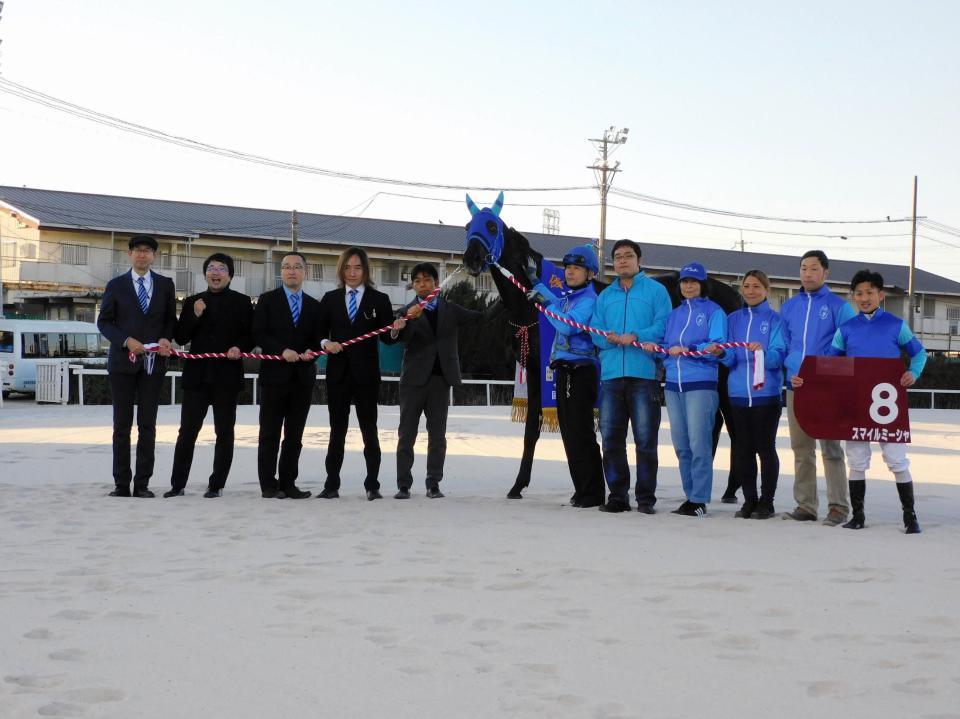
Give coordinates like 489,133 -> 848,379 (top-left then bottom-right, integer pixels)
721,300 -> 787,407
590,272 -> 671,381
827,308 -> 927,377
781,285 -> 856,384
662,297 -> 727,393
531,281 -> 599,366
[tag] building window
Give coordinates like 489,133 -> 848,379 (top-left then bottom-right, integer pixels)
19,243 -> 37,259
380,263 -> 400,286
948,306 -> 960,336
923,298 -> 936,319
308,263 -> 323,282
60,243 -> 89,265
232,258 -> 243,277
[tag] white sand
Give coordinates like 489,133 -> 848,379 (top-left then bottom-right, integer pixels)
1,402 -> 959,719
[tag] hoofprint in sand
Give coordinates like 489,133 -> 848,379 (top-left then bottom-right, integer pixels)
1,404 -> 958,719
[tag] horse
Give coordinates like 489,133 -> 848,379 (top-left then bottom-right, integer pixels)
463,192 -> 742,500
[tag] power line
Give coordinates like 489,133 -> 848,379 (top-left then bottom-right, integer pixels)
0,77 -> 592,194
610,187 -> 911,225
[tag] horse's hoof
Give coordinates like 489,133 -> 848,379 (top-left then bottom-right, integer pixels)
507,490 -> 524,499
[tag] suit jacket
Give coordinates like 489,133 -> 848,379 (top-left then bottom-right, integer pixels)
317,285 -> 397,385
253,286 -> 322,387
397,298 -> 482,387
175,287 -> 255,392
98,270 -> 177,375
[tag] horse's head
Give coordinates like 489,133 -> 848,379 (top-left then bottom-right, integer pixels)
463,191 -> 506,276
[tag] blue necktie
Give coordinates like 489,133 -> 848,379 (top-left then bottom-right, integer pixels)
290,293 -> 301,325
348,289 -> 358,322
136,276 -> 149,314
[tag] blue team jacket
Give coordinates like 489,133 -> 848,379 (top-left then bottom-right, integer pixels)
827,308 -> 927,378
721,300 -> 786,407
531,281 -> 599,365
590,272 -> 672,381
662,297 -> 727,393
780,285 -> 856,383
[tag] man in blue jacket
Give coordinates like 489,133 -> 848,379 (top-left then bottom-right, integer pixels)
781,250 -> 856,525
590,240 -> 672,513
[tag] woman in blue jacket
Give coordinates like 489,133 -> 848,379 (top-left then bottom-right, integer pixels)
527,244 -> 605,508
662,262 -> 727,517
707,269 -> 786,519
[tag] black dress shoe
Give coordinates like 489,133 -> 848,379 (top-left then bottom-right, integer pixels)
261,489 -> 279,499
163,488 -> 185,498
316,488 -> 339,499
133,489 -> 155,498
203,488 -> 222,498
720,494 -> 739,504
394,488 -> 411,499
366,489 -> 383,501
281,487 -> 311,499
425,486 -> 445,499
579,499 -> 603,509
108,487 -> 131,497
598,500 -> 631,513
636,504 -> 656,515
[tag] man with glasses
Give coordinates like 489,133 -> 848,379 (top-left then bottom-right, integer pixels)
590,239 -> 671,513
252,251 -> 322,499
164,253 -> 254,498
97,235 -> 177,498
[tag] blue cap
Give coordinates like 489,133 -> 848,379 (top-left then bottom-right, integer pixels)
561,244 -> 599,274
679,262 -> 707,281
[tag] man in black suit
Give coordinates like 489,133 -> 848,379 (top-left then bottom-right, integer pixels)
253,251 -> 321,499
390,263 -> 485,499
316,246 -> 398,501
97,235 -> 177,498
164,253 -> 254,499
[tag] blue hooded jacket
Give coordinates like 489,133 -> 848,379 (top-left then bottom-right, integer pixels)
590,272 -> 671,381
530,280 -> 600,366
662,297 -> 727,392
721,300 -> 786,407
827,308 -> 927,378
780,284 -> 855,385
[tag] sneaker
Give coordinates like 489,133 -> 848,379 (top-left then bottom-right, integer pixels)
425,486 -> 445,499
782,507 -> 817,521
735,502 -> 755,519
394,488 -> 411,499
822,508 -> 847,526
671,501 -> 693,515
752,504 -> 776,520
676,502 -> 706,517
598,500 -> 631,513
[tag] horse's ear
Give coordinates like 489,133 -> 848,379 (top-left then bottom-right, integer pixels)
490,191 -> 505,217
465,194 -> 480,217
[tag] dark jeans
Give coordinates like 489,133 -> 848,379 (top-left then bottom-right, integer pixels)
729,402 -> 782,507
257,381 -> 313,494
556,363 -> 605,505
325,378 -> 381,492
109,369 -> 165,490
396,375 -> 449,490
599,377 -> 661,508
170,383 -> 240,491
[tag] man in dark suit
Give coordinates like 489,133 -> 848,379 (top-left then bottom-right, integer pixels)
390,263 -> 485,499
316,246 -> 398,501
253,251 -> 321,499
97,234 -> 177,498
164,253 -> 254,499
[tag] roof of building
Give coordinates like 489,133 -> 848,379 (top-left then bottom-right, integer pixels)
2,185 -> 957,295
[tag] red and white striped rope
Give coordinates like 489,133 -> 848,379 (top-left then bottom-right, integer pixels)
132,267 -> 464,363
492,262 -> 766,388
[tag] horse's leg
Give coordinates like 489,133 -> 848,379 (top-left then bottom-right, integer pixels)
508,347 -> 542,498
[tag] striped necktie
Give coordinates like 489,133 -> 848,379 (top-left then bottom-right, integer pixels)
136,276 -> 149,314
348,288 -> 358,322
290,293 -> 301,325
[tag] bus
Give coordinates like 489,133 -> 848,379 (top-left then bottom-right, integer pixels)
0,319 -> 108,396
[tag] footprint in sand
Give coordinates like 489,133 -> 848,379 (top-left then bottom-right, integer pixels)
433,613 -> 467,626
37,701 -> 86,717
4,674 -> 65,690
801,680 -> 859,698
61,687 -> 125,704
891,677 -> 937,695
48,649 -> 86,662
52,610 -> 96,622
24,628 -> 54,640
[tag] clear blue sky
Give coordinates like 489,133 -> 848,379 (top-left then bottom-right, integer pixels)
1,0 -> 958,279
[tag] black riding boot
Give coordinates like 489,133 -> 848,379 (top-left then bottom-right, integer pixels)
843,479 -> 866,530
896,481 -> 922,534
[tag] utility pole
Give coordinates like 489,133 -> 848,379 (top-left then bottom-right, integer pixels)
908,176 -> 918,330
588,126 -> 629,278
291,209 -> 299,253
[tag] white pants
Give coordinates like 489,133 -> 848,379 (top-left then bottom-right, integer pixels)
844,441 -> 911,481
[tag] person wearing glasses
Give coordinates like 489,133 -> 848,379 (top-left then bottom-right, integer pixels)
316,246 -> 398,501
97,235 -> 177,498
590,239 -> 672,514
252,251 -> 322,499
164,253 -> 254,499
525,244 -> 605,508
